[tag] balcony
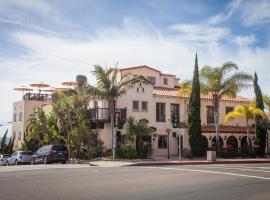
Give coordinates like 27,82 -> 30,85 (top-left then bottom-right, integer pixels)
87,108 -> 127,123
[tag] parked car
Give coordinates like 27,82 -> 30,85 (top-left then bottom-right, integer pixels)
7,151 -> 33,165
31,145 -> 68,164
0,154 -> 10,166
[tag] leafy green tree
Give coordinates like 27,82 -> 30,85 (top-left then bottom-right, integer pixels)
125,116 -> 153,158
199,62 -> 252,152
254,72 -> 267,155
88,65 -> 137,159
0,129 -> 8,153
179,62 -> 252,152
6,137 -> 14,154
225,103 -> 265,152
188,54 -> 202,156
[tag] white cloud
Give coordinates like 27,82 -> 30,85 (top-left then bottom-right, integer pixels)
240,0 -> 270,26
233,35 -> 257,47
169,23 -> 230,43
208,0 -> 242,25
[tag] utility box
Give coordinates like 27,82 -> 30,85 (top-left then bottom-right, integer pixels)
207,151 -> 216,161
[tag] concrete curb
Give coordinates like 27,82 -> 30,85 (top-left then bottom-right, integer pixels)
132,160 -> 270,166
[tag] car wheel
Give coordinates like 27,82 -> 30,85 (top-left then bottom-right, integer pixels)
43,156 -> 48,164
15,160 -> 18,165
61,161 -> 66,164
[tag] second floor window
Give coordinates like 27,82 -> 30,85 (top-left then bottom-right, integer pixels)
18,132 -> 22,141
207,106 -> 214,124
133,101 -> 139,111
13,113 -> 16,122
142,101 -> 148,111
156,103 -> 166,122
226,107 -> 234,114
19,112 -> 23,121
163,78 -> 168,85
147,76 -> 156,85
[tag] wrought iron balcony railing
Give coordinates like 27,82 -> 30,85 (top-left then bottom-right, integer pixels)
86,108 -> 127,123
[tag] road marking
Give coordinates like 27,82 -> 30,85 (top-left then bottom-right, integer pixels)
197,165 -> 270,173
143,166 -> 270,180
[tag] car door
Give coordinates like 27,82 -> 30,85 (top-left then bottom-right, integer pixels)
34,148 -> 42,163
37,147 -> 45,163
9,152 -> 17,165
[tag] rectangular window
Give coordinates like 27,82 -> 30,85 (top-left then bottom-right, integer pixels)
19,112 -> 23,121
18,132 -> 22,141
226,107 -> 234,114
156,103 -> 166,122
171,104 -> 179,128
207,106 -> 215,124
142,101 -> 148,111
163,78 -> 168,85
147,76 -> 156,85
13,113 -> 16,122
158,135 -> 167,149
133,101 -> 139,111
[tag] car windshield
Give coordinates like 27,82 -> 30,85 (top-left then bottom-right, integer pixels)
52,146 -> 67,151
21,152 -> 32,155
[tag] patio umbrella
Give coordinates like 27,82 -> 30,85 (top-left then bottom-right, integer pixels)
41,87 -> 57,93
30,81 -> 50,93
55,86 -> 70,92
62,81 -> 78,87
14,86 -> 33,95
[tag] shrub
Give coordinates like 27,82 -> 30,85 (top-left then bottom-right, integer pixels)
116,144 -> 137,159
218,150 -> 238,158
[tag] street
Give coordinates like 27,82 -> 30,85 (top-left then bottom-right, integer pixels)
0,163 -> 270,200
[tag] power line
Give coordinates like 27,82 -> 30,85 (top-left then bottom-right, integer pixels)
0,40 -> 93,66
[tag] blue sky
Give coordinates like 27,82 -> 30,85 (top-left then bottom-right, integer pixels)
1,0 -> 270,136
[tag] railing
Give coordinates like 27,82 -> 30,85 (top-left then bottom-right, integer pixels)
87,108 -> 127,123
23,93 -> 52,102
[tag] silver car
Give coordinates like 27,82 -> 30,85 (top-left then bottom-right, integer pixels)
0,154 -> 10,166
7,151 -> 32,165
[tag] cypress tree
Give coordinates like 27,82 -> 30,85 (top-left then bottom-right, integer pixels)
254,72 -> 267,155
0,129 -> 8,153
188,54 -> 202,156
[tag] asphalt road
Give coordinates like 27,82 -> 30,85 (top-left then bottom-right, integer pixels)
1,163 -> 270,200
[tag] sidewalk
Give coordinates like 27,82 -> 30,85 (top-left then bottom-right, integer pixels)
89,157 -> 270,167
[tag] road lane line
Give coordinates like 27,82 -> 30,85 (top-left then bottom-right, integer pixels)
197,166 -> 270,173
143,166 -> 270,180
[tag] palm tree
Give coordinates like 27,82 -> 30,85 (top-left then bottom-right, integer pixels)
88,65 -> 138,159
180,62 -> 253,152
125,116 -> 154,157
26,108 -> 48,146
225,104 -> 265,152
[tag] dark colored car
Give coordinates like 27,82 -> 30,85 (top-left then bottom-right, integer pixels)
31,145 -> 68,164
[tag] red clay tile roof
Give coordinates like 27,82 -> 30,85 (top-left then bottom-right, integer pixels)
179,122 -> 254,134
120,65 -> 161,73
153,86 -> 251,103
120,65 -> 175,77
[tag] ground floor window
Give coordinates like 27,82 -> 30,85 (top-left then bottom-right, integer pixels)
158,135 -> 167,149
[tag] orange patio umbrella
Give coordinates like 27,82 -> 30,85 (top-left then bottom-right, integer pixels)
30,81 -> 50,93
42,87 -> 57,93
62,81 -> 78,87
14,86 -> 33,93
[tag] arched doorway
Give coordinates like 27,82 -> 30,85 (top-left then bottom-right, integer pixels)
201,135 -> 208,154
226,136 -> 238,152
211,136 -> 224,150
240,136 -> 252,153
